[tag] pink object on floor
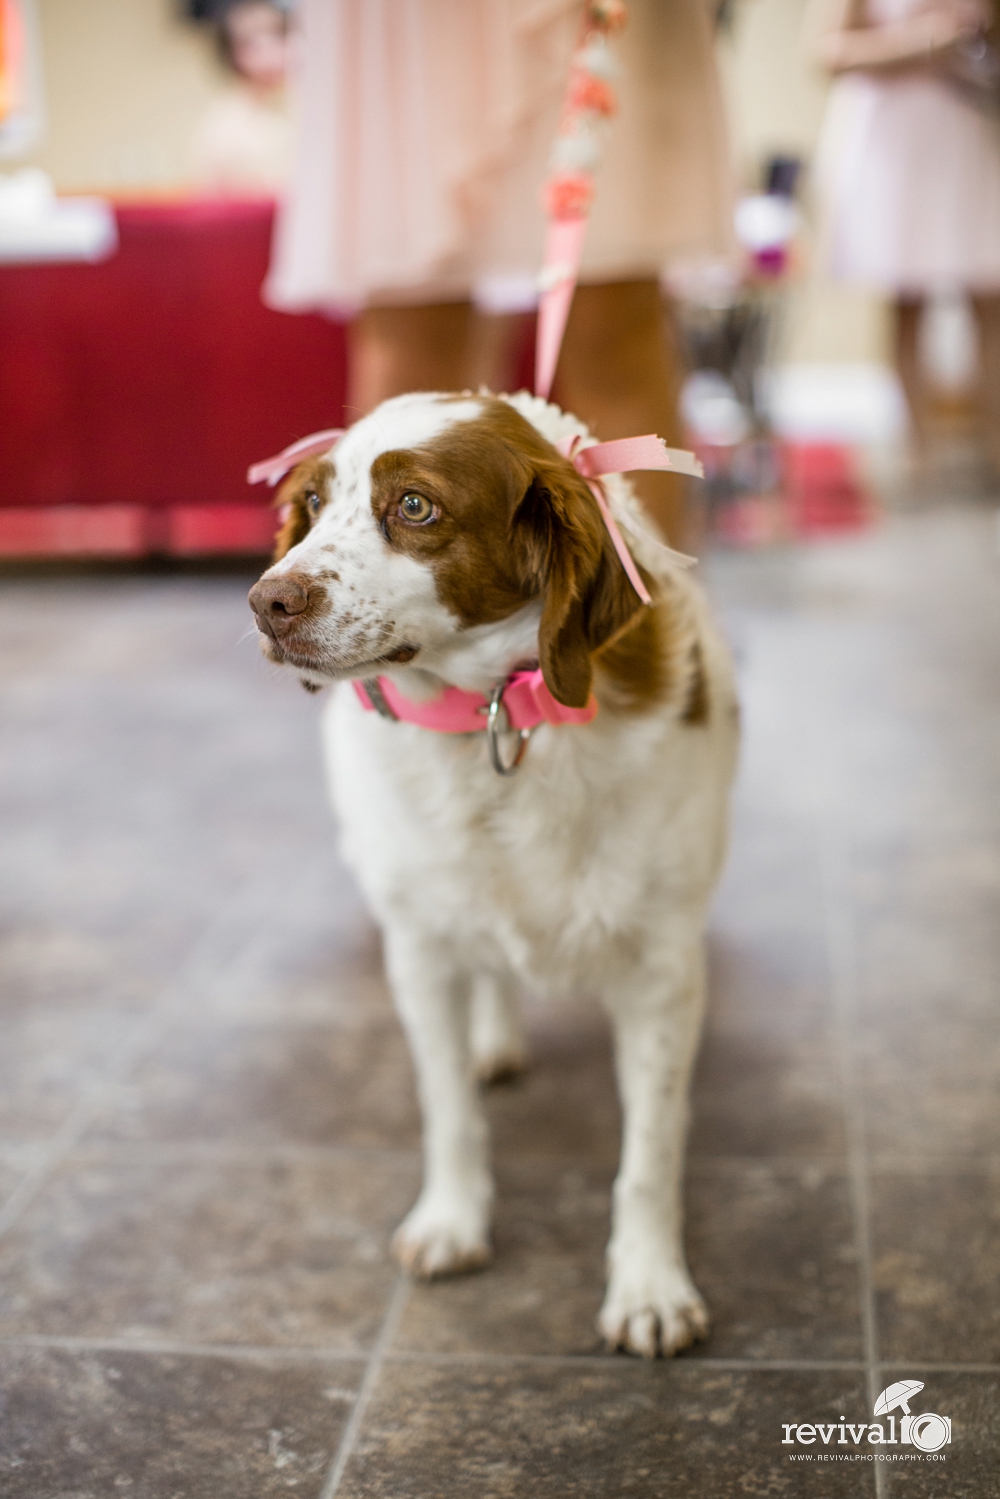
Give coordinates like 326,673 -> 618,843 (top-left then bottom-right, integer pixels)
782,442 -> 872,535
705,440 -> 873,548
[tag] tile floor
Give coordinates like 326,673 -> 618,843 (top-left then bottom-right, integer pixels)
0,503 -> 997,1496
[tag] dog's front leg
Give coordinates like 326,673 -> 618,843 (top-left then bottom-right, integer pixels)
385,928 -> 493,1278
600,928 -> 709,1357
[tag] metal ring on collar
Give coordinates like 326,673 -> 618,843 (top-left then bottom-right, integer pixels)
487,680 -> 532,776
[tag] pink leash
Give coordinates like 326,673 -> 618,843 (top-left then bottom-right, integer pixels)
533,3 -> 702,607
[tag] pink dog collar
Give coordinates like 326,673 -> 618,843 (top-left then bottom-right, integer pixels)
353,668 -> 597,734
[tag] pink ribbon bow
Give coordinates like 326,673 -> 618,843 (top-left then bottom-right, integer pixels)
247,428 -> 344,488
557,433 -> 702,605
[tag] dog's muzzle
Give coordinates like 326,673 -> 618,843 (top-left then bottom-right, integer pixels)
248,573 -> 310,642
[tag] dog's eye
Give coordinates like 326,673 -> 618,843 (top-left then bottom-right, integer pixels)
399,492 -> 435,524
304,490 -> 323,519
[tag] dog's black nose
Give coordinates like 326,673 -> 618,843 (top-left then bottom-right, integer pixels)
248,574 -> 310,639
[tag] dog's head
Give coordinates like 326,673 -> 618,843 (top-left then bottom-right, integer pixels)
247,393 -> 650,707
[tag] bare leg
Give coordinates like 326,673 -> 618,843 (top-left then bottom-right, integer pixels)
894,296 -> 930,460
385,929 -> 493,1277
469,310 -> 534,396
600,921 -> 709,1357
348,289 -> 690,541
553,280 -> 690,550
470,971 -> 528,1083
348,301 -> 475,416
971,293 -> 1000,473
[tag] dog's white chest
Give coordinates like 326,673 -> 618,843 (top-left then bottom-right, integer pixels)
322,686 -> 732,993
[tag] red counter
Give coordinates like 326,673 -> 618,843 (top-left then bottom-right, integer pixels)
0,199 -> 347,558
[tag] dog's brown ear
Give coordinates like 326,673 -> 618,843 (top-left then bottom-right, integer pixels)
273,477 -> 310,563
513,456 -> 649,708
271,457 -> 333,561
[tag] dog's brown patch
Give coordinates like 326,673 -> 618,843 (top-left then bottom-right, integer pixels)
593,604 -> 670,714
369,398 -> 668,710
273,457 -> 335,561
681,638 -> 710,724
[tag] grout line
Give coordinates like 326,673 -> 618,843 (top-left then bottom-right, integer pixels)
59,1141 -> 424,1169
384,1353 -> 871,1372
2,1331 -> 998,1377
10,1133 -> 999,1179
820,826 -> 885,1499
0,1333 -> 369,1363
319,1274 -> 411,1499
48,1141 -> 846,1174
0,1336 -> 861,1371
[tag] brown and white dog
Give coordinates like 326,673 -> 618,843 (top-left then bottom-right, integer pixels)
248,390 -> 738,1357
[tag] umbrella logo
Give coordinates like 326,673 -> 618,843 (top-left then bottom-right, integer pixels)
874,1381 -> 952,1453
874,1380 -> 924,1417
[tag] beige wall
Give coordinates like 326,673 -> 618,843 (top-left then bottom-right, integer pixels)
721,0 -> 890,364
16,0 -> 888,363
24,0 -> 226,191
722,0 -> 830,182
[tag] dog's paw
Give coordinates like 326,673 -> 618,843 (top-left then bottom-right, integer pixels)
473,1043 -> 529,1086
598,1260 -> 709,1358
392,1195 -> 492,1279
470,978 -> 528,1086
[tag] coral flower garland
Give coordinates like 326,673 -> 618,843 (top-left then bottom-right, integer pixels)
535,1 -> 628,399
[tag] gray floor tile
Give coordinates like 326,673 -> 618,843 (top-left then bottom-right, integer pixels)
851,843 -> 1000,1160
0,1154 -> 417,1350
485,1003 -> 620,1163
853,839 -> 1000,1016
871,1174 -> 1000,1365
861,1013 -> 1000,1162
83,1017 -> 421,1151
0,1146 -> 35,1206
0,924 -> 159,1015
686,1165 -> 862,1361
703,924 -> 832,1039
0,1005 -> 134,1138
339,1363 -> 873,1497
0,1344 -> 358,1499
690,1028 -> 845,1159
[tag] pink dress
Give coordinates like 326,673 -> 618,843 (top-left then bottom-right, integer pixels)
265,0 -> 734,315
816,0 -> 1000,293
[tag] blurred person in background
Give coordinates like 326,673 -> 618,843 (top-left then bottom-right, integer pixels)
812,0 -> 1000,473
194,0 -> 293,193
264,0 -> 735,549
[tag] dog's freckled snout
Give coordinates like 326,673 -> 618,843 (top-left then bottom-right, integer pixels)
248,574 -> 310,639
